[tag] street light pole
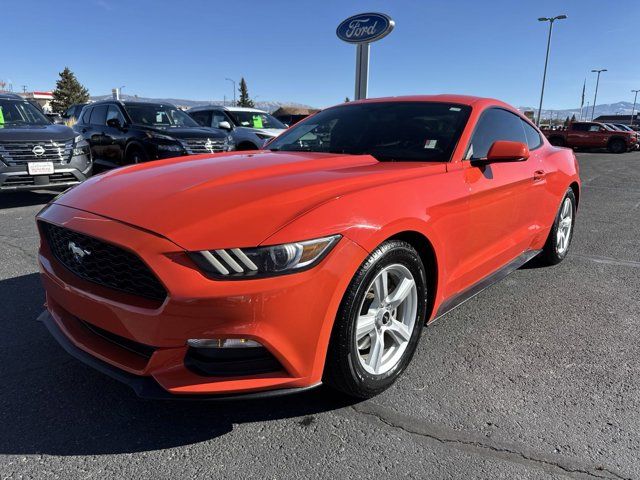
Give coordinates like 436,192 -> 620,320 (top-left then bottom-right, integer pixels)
536,15 -> 567,126
630,89 -> 640,126
225,78 -> 236,106
590,69 -> 607,121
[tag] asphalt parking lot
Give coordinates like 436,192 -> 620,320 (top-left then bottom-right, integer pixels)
0,151 -> 638,479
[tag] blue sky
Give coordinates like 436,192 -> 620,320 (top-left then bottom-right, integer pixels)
4,0 -> 639,109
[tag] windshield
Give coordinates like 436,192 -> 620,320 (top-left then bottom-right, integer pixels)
124,104 -> 199,128
0,99 -> 51,127
266,102 -> 471,162
228,110 -> 285,130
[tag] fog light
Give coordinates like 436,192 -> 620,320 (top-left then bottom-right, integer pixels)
187,338 -> 262,348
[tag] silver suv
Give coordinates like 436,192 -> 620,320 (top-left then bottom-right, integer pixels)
188,106 -> 287,150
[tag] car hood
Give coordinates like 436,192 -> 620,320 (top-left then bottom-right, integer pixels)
134,125 -> 227,139
54,151 -> 435,250
0,124 -> 75,142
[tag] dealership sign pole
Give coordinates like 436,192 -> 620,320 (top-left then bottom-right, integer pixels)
337,13 -> 395,100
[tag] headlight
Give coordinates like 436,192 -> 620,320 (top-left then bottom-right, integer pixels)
190,235 -> 341,278
72,134 -> 90,156
156,143 -> 184,152
224,135 -> 235,151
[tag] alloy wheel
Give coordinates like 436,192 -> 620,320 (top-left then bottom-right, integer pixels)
556,197 -> 573,255
355,264 -> 418,375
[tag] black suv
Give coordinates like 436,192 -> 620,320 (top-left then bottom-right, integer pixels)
75,100 -> 233,170
0,93 -> 92,192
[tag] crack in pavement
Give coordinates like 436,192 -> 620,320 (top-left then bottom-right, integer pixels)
351,402 -> 630,480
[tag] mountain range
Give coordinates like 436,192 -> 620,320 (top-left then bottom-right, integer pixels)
518,101 -> 639,120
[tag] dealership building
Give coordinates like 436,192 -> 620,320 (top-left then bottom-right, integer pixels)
593,114 -> 640,125
17,91 -> 54,112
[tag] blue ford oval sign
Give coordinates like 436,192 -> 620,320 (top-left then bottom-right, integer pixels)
336,12 -> 395,44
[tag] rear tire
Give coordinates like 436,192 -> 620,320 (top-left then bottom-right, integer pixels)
538,189 -> 576,266
323,240 -> 428,399
607,139 -> 627,154
126,146 -> 148,164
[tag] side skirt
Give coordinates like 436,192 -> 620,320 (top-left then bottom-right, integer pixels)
430,249 -> 541,323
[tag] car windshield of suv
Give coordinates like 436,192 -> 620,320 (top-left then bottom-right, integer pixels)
0,99 -> 51,127
125,104 -> 199,128
266,102 -> 472,162
228,111 -> 285,129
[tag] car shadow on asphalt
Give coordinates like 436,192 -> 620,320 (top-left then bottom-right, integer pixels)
0,273 -> 358,456
0,191 -> 59,209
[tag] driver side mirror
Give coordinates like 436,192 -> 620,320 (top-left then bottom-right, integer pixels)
480,140 -> 529,164
218,120 -> 232,131
106,118 -> 124,130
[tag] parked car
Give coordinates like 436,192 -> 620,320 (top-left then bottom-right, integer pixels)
62,103 -> 88,122
0,92 -> 91,191
544,121 -> 637,153
37,95 -> 581,399
74,100 -> 234,170
612,123 -> 635,132
45,112 -> 65,124
188,105 -> 287,150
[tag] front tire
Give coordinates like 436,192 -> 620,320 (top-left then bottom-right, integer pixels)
538,189 -> 576,266
126,146 -> 149,164
324,240 -> 428,398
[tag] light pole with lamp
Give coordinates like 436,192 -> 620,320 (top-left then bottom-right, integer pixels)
536,15 -> 567,126
590,69 -> 607,121
630,89 -> 640,126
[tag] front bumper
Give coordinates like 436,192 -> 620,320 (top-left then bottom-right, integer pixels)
0,155 -> 92,191
37,203 -> 367,398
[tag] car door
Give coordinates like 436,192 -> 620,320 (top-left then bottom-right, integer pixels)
76,106 -> 97,155
590,124 -> 610,148
460,108 -> 539,284
103,105 -> 127,166
85,105 -> 108,163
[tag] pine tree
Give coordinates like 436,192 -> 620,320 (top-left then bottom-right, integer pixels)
345,97 -> 350,103
570,114 -> 576,123
237,77 -> 254,108
50,67 -> 90,113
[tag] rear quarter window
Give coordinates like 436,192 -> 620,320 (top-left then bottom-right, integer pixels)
522,120 -> 543,150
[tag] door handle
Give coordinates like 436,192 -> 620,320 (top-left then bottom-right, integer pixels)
533,169 -> 545,181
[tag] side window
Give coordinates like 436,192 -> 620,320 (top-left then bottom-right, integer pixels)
467,108 -> 527,160
79,107 -> 92,124
190,110 -> 211,127
212,110 -> 230,128
106,105 -> 125,125
589,125 -> 601,132
89,105 -> 108,125
521,120 -> 542,150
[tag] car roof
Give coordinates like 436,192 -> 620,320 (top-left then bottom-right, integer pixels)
188,105 -> 267,114
0,92 -> 24,100
349,94 -> 502,108
90,99 -> 178,108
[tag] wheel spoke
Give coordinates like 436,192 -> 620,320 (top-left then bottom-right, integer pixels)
367,330 -> 385,372
386,277 -> 415,309
372,270 -> 389,307
387,319 -> 411,344
356,313 -> 376,341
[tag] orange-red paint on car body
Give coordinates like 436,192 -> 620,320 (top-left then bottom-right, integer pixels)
37,95 -> 580,396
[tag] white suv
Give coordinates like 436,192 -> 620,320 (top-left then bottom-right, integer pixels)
188,106 -> 287,150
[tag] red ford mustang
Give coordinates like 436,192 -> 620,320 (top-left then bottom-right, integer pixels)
36,95 -> 580,399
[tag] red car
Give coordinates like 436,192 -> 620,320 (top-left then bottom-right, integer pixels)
36,95 -> 580,399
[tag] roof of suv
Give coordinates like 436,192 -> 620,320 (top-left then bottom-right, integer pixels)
188,105 -> 268,114
0,92 -> 24,100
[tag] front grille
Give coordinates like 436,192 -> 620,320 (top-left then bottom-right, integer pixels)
2,172 -> 78,188
0,140 -> 74,166
181,138 -> 225,154
41,222 -> 167,302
